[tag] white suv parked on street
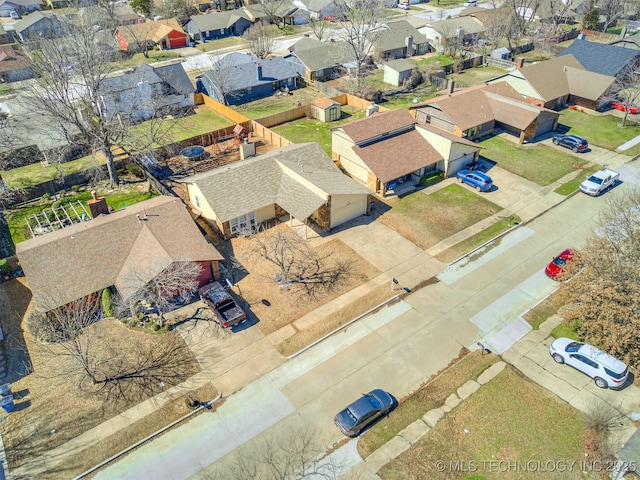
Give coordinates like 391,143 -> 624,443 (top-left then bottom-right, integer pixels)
549,338 -> 628,389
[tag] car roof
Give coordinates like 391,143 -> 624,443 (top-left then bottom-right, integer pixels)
566,135 -> 586,142
578,343 -> 627,372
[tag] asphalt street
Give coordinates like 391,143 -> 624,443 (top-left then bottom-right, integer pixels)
93,184 -> 620,480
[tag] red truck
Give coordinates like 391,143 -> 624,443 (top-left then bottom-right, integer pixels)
198,281 -> 247,328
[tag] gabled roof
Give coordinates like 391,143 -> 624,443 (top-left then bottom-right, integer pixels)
384,58 -> 415,72
416,122 -> 483,148
116,18 -> 185,45
16,196 -> 223,311
288,35 -> 323,52
180,143 -> 369,222
411,82 -> 557,131
0,45 -> 29,72
610,34 -> 640,50
336,109 -> 416,144
186,9 -> 252,31
286,41 -> 356,71
459,6 -> 513,29
197,52 -> 299,92
0,0 -> 41,8
559,39 -> 640,76
374,20 -> 430,52
422,16 -> 486,38
311,97 -> 340,109
13,11 -> 60,34
295,0 -> 333,12
352,129 -> 442,183
100,62 -> 193,96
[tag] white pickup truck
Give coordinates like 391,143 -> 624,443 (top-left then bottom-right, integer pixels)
579,168 -> 620,196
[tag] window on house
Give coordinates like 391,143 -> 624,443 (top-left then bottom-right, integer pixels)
230,212 -> 256,233
195,195 -> 200,208
425,114 -> 431,123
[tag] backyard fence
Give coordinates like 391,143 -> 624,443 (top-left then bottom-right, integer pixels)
254,105 -> 308,128
250,121 -> 293,148
313,81 -> 343,97
195,93 -> 251,124
484,57 -> 515,69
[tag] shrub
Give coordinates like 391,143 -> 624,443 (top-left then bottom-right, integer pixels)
101,288 -> 114,318
0,259 -> 9,276
51,200 -> 62,210
420,171 -> 445,186
42,193 -> 51,200
71,185 -> 81,192
151,322 -> 160,331
126,163 -> 144,178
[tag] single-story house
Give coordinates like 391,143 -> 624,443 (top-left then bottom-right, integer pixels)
409,82 -> 560,143
374,20 -> 431,59
100,62 -> 194,122
486,54 -> 616,110
179,142 -> 371,238
14,11 -> 65,42
419,16 -> 486,53
383,58 -> 415,86
243,1 -> 306,25
331,109 -> 481,196
183,9 -> 253,41
284,39 -> 356,82
115,18 -> 189,52
0,0 -> 41,17
195,52 -> 299,105
310,97 -> 341,122
80,4 -> 140,27
0,23 -> 12,44
559,38 -> 640,78
292,0 -> 334,20
16,195 -> 224,313
0,45 -> 34,82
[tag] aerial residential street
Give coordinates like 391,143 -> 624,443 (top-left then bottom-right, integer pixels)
93,174 -> 634,479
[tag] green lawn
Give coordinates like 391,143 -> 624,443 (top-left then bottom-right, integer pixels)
2,155 -> 107,189
112,51 -> 182,71
554,164 -> 601,196
379,184 -> 503,250
414,54 -> 454,69
6,190 -> 157,244
271,107 -> 365,156
559,108 -> 640,156
235,87 -> 326,119
449,65 -> 509,87
479,136 -> 578,186
379,367 -> 587,480
193,36 -> 245,53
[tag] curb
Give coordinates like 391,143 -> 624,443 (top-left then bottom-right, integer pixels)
288,293 -> 403,359
73,393 -> 223,479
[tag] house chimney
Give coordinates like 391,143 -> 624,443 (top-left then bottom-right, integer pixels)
515,57 -> 525,69
87,190 -> 109,218
405,35 -> 413,56
447,79 -> 455,96
256,62 -> 263,80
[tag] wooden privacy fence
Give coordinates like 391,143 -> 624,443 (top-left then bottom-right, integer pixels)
195,93 -> 251,124
254,105 -> 308,128
251,121 -> 293,148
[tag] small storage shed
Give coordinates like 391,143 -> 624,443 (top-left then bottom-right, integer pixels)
310,97 -> 342,122
491,47 -> 511,60
383,58 -> 415,87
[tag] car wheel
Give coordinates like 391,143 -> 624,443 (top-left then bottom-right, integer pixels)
457,177 -> 463,183
572,147 -> 578,153
552,353 -> 564,364
594,377 -> 608,389
553,139 -> 559,145
476,185 -> 482,192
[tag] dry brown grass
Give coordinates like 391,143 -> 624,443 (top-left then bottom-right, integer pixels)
219,228 -> 381,335
0,279 -> 207,477
276,283 -> 394,356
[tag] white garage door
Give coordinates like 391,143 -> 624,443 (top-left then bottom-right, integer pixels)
330,195 -> 367,228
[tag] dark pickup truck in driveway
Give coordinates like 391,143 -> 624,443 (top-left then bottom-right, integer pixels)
198,281 -> 247,328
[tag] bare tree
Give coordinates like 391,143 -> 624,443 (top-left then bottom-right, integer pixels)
243,227 -> 351,298
156,0 -> 199,24
261,0 -> 289,29
558,188 -> 640,367
28,293 -> 200,407
309,17 -> 329,41
243,23 -> 276,59
117,261 -> 204,327
200,427 -> 362,480
599,0 -> 632,34
200,51 -> 241,105
612,57 -> 640,127
502,0 -> 540,50
334,0 -> 388,91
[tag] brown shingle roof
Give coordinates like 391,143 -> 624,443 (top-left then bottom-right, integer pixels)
416,122 -> 482,148
16,196 -> 223,311
311,97 -> 340,109
352,129 -> 442,183
0,45 -> 30,73
518,54 -> 582,101
337,109 -> 416,144
116,18 -> 185,46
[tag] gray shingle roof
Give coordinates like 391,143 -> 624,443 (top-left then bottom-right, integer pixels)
16,196 -> 223,311
288,35 -> 323,52
180,143 -> 369,222
559,39 -> 640,76
374,20 -> 430,52
297,0 -> 333,12
100,62 -> 193,96
186,9 -> 252,31
287,41 -> 356,71
423,16 -> 486,38
198,52 -> 299,91
384,58 -> 415,72
14,11 -> 61,34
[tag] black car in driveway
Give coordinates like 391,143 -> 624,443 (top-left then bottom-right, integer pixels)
553,134 -> 588,153
334,389 -> 395,437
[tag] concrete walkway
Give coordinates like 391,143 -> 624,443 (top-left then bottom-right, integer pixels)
9,156 -> 638,479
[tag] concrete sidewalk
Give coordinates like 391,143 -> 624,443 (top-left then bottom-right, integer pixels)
7,161 -> 627,478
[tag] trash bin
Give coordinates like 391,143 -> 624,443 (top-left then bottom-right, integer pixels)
0,394 -> 15,413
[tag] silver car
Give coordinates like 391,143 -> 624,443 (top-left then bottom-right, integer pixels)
549,338 -> 628,389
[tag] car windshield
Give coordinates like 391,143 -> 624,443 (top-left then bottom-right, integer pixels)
565,341 -> 583,353
587,176 -> 603,184
367,393 -> 383,409
553,257 -> 566,266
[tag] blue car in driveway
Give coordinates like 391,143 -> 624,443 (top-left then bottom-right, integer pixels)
456,169 -> 493,192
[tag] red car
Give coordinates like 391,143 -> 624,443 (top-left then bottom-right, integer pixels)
545,249 -> 574,280
610,101 -> 639,114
